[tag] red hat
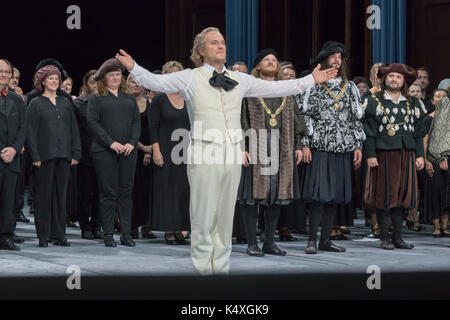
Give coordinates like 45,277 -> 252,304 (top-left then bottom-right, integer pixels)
377,63 -> 418,86
34,65 -> 61,92
94,58 -> 124,81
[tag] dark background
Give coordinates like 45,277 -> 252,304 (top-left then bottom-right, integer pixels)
3,0 -> 449,95
2,0 -> 166,94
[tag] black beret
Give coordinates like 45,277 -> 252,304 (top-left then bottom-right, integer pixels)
314,41 -> 345,65
93,58 -> 125,81
377,63 -> 418,86
34,58 -> 67,81
253,49 -> 278,69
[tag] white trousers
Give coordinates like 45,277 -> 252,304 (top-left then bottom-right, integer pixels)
187,140 -> 243,275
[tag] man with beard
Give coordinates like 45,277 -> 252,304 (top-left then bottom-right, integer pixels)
237,49 -> 306,257
297,41 -> 365,254
363,63 -> 427,250
0,59 -> 27,250
116,27 -> 338,274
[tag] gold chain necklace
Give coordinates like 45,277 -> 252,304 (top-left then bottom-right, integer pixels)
372,95 -> 410,136
258,97 -> 287,127
321,80 -> 348,109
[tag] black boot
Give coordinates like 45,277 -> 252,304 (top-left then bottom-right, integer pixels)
120,234 -> 136,247
0,238 -> 20,251
262,206 -> 286,256
393,239 -> 414,249
380,240 -> 394,250
305,240 -> 317,254
104,235 -> 117,247
52,238 -> 71,246
81,229 -> 95,240
16,210 -> 30,223
243,205 -> 263,256
318,240 -> 346,252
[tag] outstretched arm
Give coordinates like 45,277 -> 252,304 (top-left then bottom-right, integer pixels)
115,49 -> 193,96
242,64 -> 338,98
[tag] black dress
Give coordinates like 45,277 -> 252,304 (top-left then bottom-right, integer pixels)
423,115 -> 449,222
149,94 -> 190,231
132,100 -> 152,230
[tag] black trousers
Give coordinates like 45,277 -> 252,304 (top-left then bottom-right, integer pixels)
92,150 -> 137,236
77,163 -> 101,232
34,158 -> 71,241
14,152 -> 27,213
0,168 -> 18,240
243,204 -> 281,247
376,207 -> 404,242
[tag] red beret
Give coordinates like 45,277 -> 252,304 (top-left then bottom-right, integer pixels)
34,65 -> 61,92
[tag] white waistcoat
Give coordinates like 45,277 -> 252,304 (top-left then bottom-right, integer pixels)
191,67 -> 243,145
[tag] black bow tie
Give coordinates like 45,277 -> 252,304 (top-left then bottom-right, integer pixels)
209,71 -> 238,92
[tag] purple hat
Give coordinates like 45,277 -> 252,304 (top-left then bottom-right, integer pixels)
34,65 -> 61,92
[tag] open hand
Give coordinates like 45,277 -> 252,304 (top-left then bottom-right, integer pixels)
115,49 -> 135,71
312,64 -> 339,84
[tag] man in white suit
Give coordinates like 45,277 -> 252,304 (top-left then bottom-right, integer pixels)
116,27 -> 338,275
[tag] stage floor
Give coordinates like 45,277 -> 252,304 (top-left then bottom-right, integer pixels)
2,206 -> 450,278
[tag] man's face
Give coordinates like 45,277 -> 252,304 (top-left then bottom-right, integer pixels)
232,64 -> 248,74
9,71 -> 19,89
417,70 -> 430,89
0,60 -> 12,88
282,68 -> 296,80
432,90 -> 448,105
327,52 -> 342,69
385,72 -> 405,92
199,31 -> 226,66
257,54 -> 278,78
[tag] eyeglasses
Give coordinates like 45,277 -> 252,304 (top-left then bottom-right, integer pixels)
0,70 -> 12,75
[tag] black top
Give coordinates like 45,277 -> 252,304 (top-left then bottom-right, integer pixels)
73,94 -> 93,165
0,91 -> 27,173
26,95 -> 81,163
87,91 -> 141,153
139,100 -> 150,146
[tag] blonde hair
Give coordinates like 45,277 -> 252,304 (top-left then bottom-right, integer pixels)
190,27 -> 221,67
96,75 -> 128,96
162,61 -> 184,74
250,57 -> 283,81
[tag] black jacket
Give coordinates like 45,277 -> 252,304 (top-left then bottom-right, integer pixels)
26,95 -> 81,163
0,91 -> 27,173
87,92 -> 140,153
73,94 -> 93,166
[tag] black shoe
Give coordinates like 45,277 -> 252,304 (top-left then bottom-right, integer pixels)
380,240 -> 395,250
93,229 -> 104,239
164,233 -> 177,245
341,228 -> 351,235
262,244 -> 286,256
406,220 -> 414,229
16,210 -> 30,223
66,220 -> 78,228
393,239 -> 414,249
433,230 -> 442,238
338,234 -> 349,240
38,239 -> 48,247
279,232 -> 298,242
174,232 -> 188,245
12,234 -> 25,243
411,225 -> 424,232
0,238 -> 20,251
52,238 -> 71,246
305,240 -> 318,254
246,244 -> 264,257
236,236 -> 247,244
120,234 -> 136,247
142,229 -> 157,239
441,229 -> 450,238
81,229 -> 95,240
183,233 -> 190,240
318,240 -> 346,252
104,235 -> 117,247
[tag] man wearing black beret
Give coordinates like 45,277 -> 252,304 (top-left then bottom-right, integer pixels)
296,41 -> 365,254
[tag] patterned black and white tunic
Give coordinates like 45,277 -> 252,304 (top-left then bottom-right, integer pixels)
295,77 -> 366,153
